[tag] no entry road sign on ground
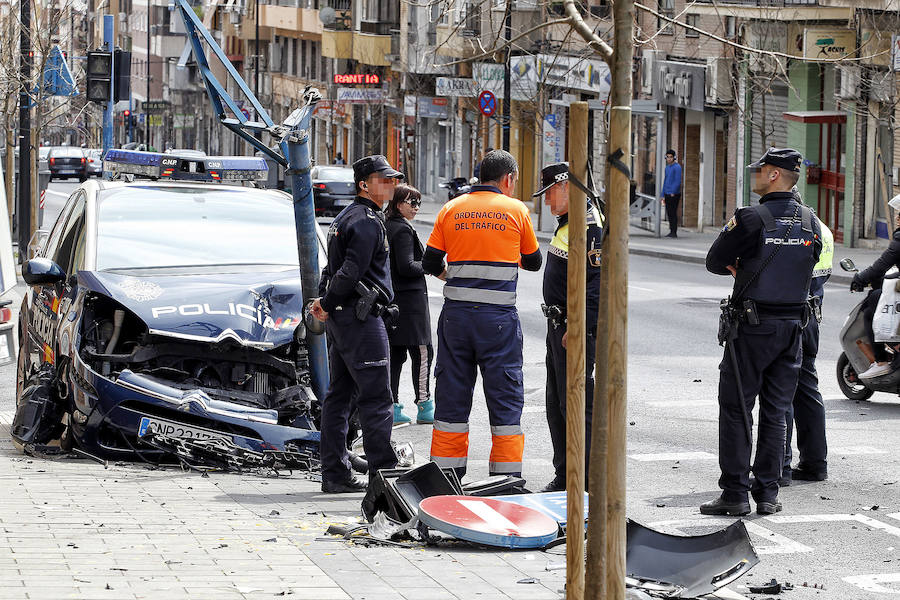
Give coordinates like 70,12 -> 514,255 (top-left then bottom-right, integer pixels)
478,90 -> 497,117
418,495 -> 559,549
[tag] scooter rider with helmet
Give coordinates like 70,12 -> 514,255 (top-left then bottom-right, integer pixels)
850,198 -> 900,379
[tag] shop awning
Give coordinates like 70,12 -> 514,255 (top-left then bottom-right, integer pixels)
783,111 -> 846,124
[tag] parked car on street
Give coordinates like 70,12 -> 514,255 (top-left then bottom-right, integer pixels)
47,146 -> 87,182
12,150 -> 327,462
310,165 -> 355,217
85,149 -> 103,177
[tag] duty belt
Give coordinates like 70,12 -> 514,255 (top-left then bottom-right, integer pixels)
541,303 -> 566,328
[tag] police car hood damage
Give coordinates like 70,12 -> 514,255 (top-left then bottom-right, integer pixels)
73,269 -> 316,428
79,269 -> 304,348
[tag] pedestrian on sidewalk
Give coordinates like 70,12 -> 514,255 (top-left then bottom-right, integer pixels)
423,149 -> 542,480
311,155 -> 402,494
532,162 -> 604,492
702,147 -> 821,517
385,183 -> 435,425
783,216 -> 832,485
334,152 -> 346,165
661,149 -> 682,238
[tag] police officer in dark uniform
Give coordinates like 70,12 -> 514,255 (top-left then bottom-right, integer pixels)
311,155 -> 403,493
532,163 -> 603,492
703,148 -> 821,516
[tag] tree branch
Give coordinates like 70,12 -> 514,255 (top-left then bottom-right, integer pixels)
564,0 -> 613,60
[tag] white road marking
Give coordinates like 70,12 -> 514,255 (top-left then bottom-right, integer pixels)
649,518 -> 812,554
45,189 -> 69,198
843,573 -> 900,594
522,406 -> 545,414
628,451 -> 717,462
458,499 -> 519,531
830,446 -> 889,455
766,514 -> 900,539
646,399 -> 716,408
628,285 -> 654,292
0,410 -> 13,426
889,513 -> 900,523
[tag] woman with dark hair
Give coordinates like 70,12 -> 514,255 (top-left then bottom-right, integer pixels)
385,184 -> 435,424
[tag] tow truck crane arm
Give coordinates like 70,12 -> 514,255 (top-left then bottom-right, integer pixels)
171,0 -> 328,402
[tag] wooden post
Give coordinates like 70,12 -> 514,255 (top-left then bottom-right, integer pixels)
584,234 -> 609,600
565,100 -> 588,600
604,0 -> 634,592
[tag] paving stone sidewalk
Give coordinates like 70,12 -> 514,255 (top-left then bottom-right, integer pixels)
0,417 -> 568,600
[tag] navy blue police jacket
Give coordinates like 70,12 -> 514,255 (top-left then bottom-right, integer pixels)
706,190 -> 822,310
319,196 -> 394,313
542,204 -> 604,334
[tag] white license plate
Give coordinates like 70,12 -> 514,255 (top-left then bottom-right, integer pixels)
58,170 -> 76,174
137,416 -> 231,442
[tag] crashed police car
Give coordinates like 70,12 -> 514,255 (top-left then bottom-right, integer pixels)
12,150 -> 325,466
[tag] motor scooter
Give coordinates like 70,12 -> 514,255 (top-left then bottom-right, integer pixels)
438,177 -> 472,202
837,257 -> 900,401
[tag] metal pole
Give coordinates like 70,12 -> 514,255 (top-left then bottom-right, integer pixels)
17,0 -> 32,257
501,1 -> 511,151
286,95 -> 328,402
254,0 -> 260,141
102,15 -> 114,168
146,0 -> 151,148
565,101 -> 588,600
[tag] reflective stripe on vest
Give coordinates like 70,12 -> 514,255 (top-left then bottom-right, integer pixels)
488,424 -> 524,475
444,260 -> 519,306
431,421 -> 470,469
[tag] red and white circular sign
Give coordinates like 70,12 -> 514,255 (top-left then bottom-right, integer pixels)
418,495 -> 559,549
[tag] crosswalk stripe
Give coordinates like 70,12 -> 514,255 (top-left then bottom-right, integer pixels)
843,573 -> 900,594
766,513 -> 900,539
646,399 -> 716,408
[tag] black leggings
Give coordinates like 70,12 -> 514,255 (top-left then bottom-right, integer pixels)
390,344 -> 434,405
861,288 -> 888,362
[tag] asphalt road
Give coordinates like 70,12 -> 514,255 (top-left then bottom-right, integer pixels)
4,180 -> 900,597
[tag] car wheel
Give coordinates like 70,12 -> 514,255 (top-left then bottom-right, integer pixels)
837,352 -> 874,401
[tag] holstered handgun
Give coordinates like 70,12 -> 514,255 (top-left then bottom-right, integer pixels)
354,280 -> 399,326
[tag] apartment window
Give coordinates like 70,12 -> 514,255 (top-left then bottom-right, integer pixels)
300,40 -> 308,79
658,0 -> 674,35
725,16 -> 736,39
686,14 -> 699,37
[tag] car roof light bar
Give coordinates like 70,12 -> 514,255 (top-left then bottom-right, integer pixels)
104,149 -> 268,182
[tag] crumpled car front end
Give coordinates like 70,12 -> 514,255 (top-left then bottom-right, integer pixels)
62,269 -> 321,461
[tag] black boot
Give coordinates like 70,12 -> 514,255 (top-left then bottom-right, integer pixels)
699,495 -> 750,516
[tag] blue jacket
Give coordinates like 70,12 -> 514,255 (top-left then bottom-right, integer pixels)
662,162 -> 682,196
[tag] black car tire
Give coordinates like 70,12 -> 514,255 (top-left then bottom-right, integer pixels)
837,352 -> 874,401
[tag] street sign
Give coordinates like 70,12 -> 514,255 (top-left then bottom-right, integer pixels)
240,108 -> 251,119
143,100 -> 171,113
478,90 -> 497,116
418,496 -> 559,549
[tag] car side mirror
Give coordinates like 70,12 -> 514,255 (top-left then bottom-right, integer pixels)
839,258 -> 857,272
23,257 -> 66,286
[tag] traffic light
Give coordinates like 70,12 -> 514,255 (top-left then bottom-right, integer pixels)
114,49 -> 131,102
86,50 -> 112,103
123,109 -> 132,129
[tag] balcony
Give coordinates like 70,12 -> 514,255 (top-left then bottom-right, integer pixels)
322,29 -> 353,59
259,5 -> 323,34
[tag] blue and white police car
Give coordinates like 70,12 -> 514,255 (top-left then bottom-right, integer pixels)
12,150 -> 324,461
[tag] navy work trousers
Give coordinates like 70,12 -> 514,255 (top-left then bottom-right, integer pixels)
432,302 -> 525,478
320,308 -> 397,484
545,322 -> 595,485
718,318 -> 802,504
784,317 -> 827,475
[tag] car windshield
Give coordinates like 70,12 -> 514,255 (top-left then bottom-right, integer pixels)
50,147 -> 84,158
96,186 -> 300,270
315,167 -> 353,181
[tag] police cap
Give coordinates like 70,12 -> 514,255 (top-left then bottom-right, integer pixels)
747,148 -> 802,173
532,162 -> 569,197
353,155 -> 404,184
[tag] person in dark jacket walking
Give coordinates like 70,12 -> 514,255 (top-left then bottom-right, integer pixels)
385,184 -> 435,425
851,208 -> 900,379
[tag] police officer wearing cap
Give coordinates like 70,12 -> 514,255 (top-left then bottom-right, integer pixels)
703,147 -> 821,517
533,163 -> 603,492
311,155 -> 403,493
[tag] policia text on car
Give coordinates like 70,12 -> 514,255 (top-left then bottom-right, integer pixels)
702,148 -> 822,517
532,162 -> 604,493
311,155 -> 404,494
423,150 -> 542,479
